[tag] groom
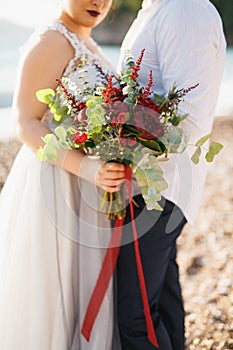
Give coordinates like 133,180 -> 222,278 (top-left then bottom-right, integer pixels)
115,0 -> 226,349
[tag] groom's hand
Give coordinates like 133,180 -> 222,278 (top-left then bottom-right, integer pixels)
96,162 -> 125,192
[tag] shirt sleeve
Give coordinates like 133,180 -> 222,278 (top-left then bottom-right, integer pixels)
154,0 -> 226,136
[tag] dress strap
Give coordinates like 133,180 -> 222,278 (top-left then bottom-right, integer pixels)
46,20 -> 83,61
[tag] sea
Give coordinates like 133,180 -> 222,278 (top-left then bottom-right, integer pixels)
0,40 -> 233,140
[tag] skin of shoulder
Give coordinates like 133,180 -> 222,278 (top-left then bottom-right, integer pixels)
13,29 -> 75,122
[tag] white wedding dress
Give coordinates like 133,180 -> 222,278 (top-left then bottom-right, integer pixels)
0,21 -> 120,350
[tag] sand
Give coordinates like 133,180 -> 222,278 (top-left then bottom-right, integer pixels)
0,116 -> 233,349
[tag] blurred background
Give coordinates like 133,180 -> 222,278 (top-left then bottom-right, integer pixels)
0,1 -> 233,349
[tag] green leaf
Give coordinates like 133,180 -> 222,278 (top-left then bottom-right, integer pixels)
37,147 -> 48,162
121,75 -> 131,83
86,99 -> 97,108
43,134 -> 58,146
36,88 -> 55,104
205,142 -> 223,162
135,167 -> 167,186
166,128 -> 182,145
127,80 -> 137,87
141,187 -> 163,211
43,143 -> 58,161
123,124 -> 141,135
55,126 -> 67,141
153,93 -> 165,105
170,113 -> 189,126
195,133 -> 211,147
139,139 -> 165,153
191,147 -> 201,164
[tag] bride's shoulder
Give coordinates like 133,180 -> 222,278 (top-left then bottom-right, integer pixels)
19,22 -> 74,67
22,26 -> 71,54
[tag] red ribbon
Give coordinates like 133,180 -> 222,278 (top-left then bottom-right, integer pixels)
81,165 -> 159,348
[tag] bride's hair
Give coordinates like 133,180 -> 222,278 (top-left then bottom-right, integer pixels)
109,0 -> 116,23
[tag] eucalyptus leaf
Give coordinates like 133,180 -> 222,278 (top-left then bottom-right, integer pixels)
141,187 -> 163,211
195,133 -> 211,147
55,126 -> 67,141
191,146 -> 201,164
37,147 -> 48,162
121,75 -> 131,83
128,80 -> 137,87
205,142 -> 223,162
36,89 -> 55,105
43,134 -> 58,147
166,128 -> 182,145
43,143 -> 58,161
86,100 -> 97,108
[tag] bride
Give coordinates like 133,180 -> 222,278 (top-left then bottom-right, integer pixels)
0,0 -> 125,349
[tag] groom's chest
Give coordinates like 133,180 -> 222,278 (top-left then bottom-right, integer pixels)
123,22 -> 164,96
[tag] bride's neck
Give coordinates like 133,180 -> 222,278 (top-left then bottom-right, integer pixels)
58,14 -> 92,40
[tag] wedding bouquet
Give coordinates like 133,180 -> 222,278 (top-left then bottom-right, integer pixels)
36,49 -> 223,219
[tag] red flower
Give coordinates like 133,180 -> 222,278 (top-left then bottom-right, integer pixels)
76,101 -> 86,111
130,106 -> 164,140
71,131 -> 87,144
130,49 -> 145,81
137,97 -> 161,114
102,76 -> 124,103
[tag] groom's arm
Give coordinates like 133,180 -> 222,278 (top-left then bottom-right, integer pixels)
155,0 -> 226,140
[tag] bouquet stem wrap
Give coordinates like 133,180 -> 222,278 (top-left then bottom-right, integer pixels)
81,165 -> 159,349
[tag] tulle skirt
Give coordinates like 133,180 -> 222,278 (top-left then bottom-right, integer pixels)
0,145 -> 117,350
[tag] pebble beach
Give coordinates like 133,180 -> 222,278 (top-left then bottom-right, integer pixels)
0,115 -> 233,349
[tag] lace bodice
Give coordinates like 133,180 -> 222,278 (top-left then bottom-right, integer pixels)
46,20 -> 113,78
33,20 -> 114,130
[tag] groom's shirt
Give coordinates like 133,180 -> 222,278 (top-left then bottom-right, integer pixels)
118,0 -> 226,224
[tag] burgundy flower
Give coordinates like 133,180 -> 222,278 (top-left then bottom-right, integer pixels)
117,112 -> 127,124
119,137 -> 128,146
110,116 -> 118,127
119,136 -> 137,147
111,101 -> 129,114
109,101 -> 130,126
127,137 -> 137,147
77,108 -> 88,126
71,131 -> 87,144
130,106 -> 164,140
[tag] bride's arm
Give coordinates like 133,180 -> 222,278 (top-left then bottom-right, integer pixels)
14,30 -> 125,192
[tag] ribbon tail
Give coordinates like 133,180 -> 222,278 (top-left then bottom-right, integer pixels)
81,217 -> 124,342
133,232 -> 159,348
125,165 -> 159,348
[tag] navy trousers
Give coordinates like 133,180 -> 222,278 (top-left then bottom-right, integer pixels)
116,195 -> 187,350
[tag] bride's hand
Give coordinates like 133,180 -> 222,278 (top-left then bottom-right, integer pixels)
96,162 -> 126,192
